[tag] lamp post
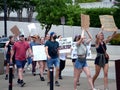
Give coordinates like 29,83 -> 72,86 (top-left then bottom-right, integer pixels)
4,0 -> 7,37
61,16 -> 65,37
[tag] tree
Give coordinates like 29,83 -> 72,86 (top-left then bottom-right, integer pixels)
33,0 -> 68,36
0,0 -> 35,21
75,0 -> 97,3
33,0 -> 82,36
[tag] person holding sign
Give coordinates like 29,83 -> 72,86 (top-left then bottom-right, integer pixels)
57,35 -> 67,80
30,35 -> 45,81
74,29 -> 96,90
45,32 -> 60,86
92,28 -> 117,90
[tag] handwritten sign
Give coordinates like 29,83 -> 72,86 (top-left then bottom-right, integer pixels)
56,37 -> 72,53
81,14 -> 90,30
99,15 -> 117,31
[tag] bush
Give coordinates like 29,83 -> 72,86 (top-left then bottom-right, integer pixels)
109,33 -> 120,45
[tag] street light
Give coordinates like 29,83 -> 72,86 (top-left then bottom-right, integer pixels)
4,0 -> 7,37
61,16 -> 65,37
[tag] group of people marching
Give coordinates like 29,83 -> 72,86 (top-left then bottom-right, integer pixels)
4,27 -> 117,90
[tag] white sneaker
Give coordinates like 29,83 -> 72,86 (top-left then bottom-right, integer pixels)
93,88 -> 100,90
104,88 -> 109,90
93,88 -> 97,90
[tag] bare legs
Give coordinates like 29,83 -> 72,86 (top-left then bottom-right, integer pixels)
74,66 -> 94,90
38,61 -> 45,77
92,65 -> 101,86
92,64 -> 109,89
74,68 -> 82,90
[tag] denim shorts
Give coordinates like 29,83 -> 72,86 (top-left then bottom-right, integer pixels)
16,60 -> 26,69
74,59 -> 88,69
47,58 -> 60,69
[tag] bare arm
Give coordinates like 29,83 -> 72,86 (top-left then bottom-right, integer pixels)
4,41 -> 9,54
105,31 -> 117,43
45,46 -> 51,60
10,48 -> 14,63
85,29 -> 92,44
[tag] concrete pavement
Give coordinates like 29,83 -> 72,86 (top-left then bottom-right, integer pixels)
0,59 -> 117,90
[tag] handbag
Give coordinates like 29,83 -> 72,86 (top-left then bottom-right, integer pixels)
105,53 -> 109,60
101,45 -> 109,60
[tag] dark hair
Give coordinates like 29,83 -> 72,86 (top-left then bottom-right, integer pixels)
9,35 -> 13,39
73,35 -> 81,41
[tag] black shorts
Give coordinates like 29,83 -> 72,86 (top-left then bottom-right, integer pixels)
72,59 -> 77,62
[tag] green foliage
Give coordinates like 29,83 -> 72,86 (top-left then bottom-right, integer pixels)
110,33 -> 120,45
65,5 -> 82,26
75,0 -> 97,3
33,0 -> 68,35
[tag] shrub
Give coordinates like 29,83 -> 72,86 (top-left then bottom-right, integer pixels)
109,33 -> 120,45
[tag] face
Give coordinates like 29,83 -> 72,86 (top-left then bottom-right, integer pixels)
45,34 -> 50,40
19,36 -> 25,41
40,37 -> 45,44
98,32 -> 104,40
52,34 -> 57,40
10,37 -> 15,43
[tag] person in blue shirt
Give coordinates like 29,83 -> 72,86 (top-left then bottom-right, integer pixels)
45,32 -> 60,86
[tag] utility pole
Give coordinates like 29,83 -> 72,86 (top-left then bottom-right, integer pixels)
4,0 -> 7,37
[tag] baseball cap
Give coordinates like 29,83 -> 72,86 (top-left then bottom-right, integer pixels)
19,34 -> 24,37
50,32 -> 55,36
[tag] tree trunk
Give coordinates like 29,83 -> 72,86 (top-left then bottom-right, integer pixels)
7,8 -> 10,20
45,24 -> 52,37
17,9 -> 23,21
27,6 -> 34,22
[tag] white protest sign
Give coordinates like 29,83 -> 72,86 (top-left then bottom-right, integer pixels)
56,37 -> 72,53
32,45 -> 47,61
28,23 -> 37,35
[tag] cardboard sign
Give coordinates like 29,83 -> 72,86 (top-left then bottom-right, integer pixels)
81,14 -> 90,30
10,25 -> 20,36
99,15 -> 117,31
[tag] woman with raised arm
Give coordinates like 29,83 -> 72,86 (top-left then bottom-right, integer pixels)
74,29 -> 96,90
92,28 -> 117,90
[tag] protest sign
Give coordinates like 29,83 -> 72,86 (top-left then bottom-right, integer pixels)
56,37 -> 72,53
99,15 -> 117,31
27,23 -> 37,36
10,25 -> 20,36
32,45 -> 47,61
81,14 -> 90,30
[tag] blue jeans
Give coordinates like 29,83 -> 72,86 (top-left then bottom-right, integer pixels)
74,59 -> 88,69
47,58 -> 60,69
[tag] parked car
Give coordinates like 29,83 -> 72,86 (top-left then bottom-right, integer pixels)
0,37 -> 9,60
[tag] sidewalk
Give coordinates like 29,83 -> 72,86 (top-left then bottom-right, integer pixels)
0,59 -> 116,90
0,74 -> 116,90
